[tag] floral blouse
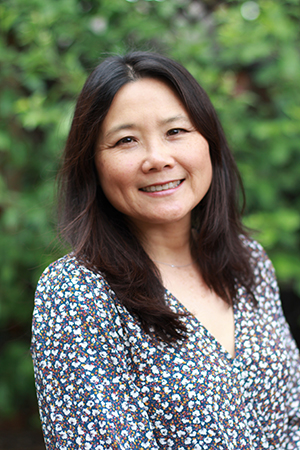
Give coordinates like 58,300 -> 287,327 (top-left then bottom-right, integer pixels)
31,239 -> 300,449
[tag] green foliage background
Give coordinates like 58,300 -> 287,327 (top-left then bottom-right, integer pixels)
1,0 -> 300,431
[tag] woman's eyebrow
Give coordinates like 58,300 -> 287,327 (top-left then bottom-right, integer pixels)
160,114 -> 190,125
104,124 -> 135,139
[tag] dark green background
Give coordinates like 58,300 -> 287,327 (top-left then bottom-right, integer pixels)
1,0 -> 299,444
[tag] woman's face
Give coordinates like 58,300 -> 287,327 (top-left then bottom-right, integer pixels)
95,78 -> 212,231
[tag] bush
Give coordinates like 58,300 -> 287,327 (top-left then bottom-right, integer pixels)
1,0 -> 299,428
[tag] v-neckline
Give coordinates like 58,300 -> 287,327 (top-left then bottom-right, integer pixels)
165,288 -> 240,361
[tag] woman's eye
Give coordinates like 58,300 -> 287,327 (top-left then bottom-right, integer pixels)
167,128 -> 186,136
115,136 -> 135,146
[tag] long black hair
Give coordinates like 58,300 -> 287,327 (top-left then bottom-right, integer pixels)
58,51 -> 254,342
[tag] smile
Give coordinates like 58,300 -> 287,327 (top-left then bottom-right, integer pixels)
141,180 -> 183,192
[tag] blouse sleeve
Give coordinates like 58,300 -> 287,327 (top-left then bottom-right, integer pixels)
31,258 -> 160,450
273,279 -> 300,447
256,245 -> 300,447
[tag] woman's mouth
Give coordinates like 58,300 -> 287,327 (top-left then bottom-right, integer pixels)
140,180 -> 183,192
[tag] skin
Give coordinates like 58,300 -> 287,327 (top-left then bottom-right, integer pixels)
95,78 -> 235,358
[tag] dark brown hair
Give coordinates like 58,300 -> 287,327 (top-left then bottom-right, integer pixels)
58,51 -> 254,342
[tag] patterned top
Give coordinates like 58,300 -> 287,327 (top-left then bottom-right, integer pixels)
31,239 -> 300,450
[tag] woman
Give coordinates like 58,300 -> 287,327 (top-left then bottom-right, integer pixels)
31,52 -> 300,449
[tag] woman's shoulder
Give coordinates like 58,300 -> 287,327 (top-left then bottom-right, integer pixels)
240,234 -> 265,255
240,235 -> 280,305
32,255 -> 131,362
240,235 -> 274,274
34,254 -> 115,315
36,254 -> 105,289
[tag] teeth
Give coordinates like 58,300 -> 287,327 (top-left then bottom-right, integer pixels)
142,180 -> 181,192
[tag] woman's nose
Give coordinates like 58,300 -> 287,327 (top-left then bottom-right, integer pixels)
141,140 -> 175,173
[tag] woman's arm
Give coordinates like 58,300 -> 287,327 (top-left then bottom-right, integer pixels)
31,257 -> 160,450
254,243 -> 300,447
273,281 -> 300,447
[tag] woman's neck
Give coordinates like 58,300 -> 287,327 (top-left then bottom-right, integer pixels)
132,219 -> 193,266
